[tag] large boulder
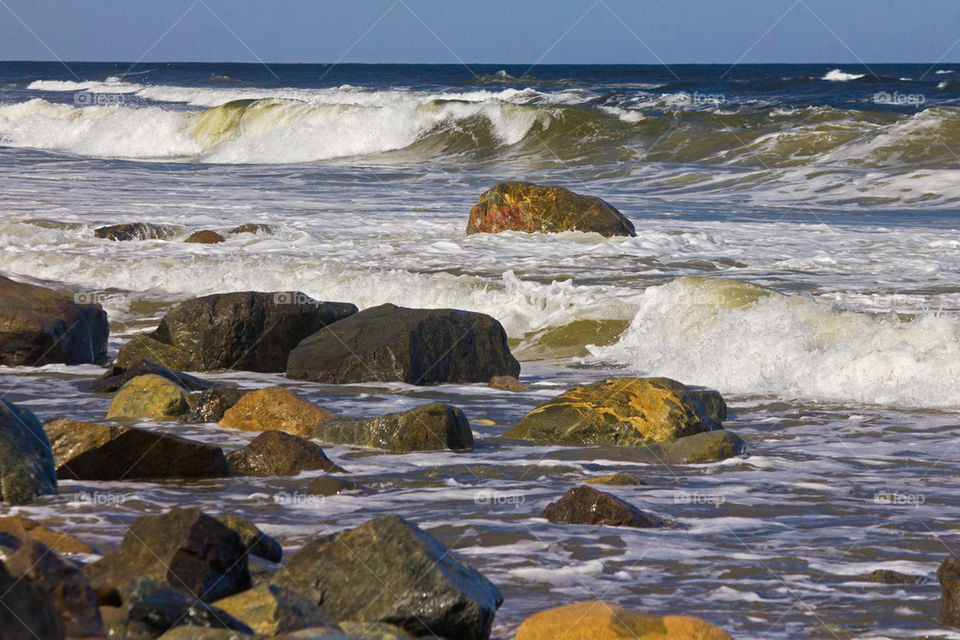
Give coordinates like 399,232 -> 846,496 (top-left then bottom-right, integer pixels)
271,515 -> 502,640
226,430 -> 344,476
93,223 -> 177,241
214,516 -> 283,563
466,182 -> 636,237
106,374 -> 192,421
44,419 -> 228,480
505,377 -> 725,446
91,359 -> 217,393
939,556 -> 960,627
541,486 -> 662,528
84,508 -> 251,602
0,559 -> 64,640
515,601 -> 732,640
212,584 -> 327,635
116,291 -> 357,373
219,387 -> 334,437
0,400 -> 57,505
0,274 -> 108,366
287,303 -> 520,385
314,403 -> 473,452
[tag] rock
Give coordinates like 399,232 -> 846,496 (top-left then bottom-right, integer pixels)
226,430 -> 343,477
586,472 -> 645,486
0,559 -> 64,639
186,230 -> 226,244
184,386 -> 249,423
0,400 -> 57,505
229,224 -> 273,235
866,569 -> 924,585
94,223 -> 177,241
106,374 -> 192,421
940,556 -> 960,626
541,486 -> 662,528
212,584 -> 327,635
505,377 -> 726,446
4,539 -> 104,637
0,514 -> 96,554
305,476 -> 368,497
337,621 -> 416,639
100,605 -> 154,639
466,182 -> 636,238
271,515 -> 502,640
44,418 -> 228,480
286,303 -> 520,385
125,576 -> 254,636
488,375 -> 530,392
0,274 -> 109,366
116,291 -> 357,373
158,627 -> 259,639
219,388 -> 334,437
92,359 -> 217,393
214,516 -> 283,563
640,430 -> 746,464
84,508 -> 251,602
313,403 -> 473,452
515,601 -> 732,640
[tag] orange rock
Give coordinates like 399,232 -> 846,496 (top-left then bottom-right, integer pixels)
219,386 -> 333,436
0,514 -> 96,555
516,601 -> 732,640
185,230 -> 225,244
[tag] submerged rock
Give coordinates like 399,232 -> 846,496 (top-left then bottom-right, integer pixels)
866,569 -> 925,585
84,508 -> 251,602
212,584 -> 327,635
271,515 -> 502,640
505,377 -> 725,446
0,559 -> 64,639
639,429 -> 746,464
186,230 -> 225,244
541,486 -> 662,528
313,403 -> 473,452
92,359 -> 217,393
116,291 -> 357,373
287,303 -> 520,385
585,472 -> 645,486
0,400 -> 57,505
125,576 -> 253,636
44,418 -> 228,480
466,182 -> 636,237
0,274 -> 109,366
93,223 -> 177,241
214,515 -> 283,563
219,387 -> 334,437
229,223 -> 274,235
488,375 -> 530,391
515,601 -> 732,640
226,430 -> 344,476
305,476 -> 368,497
106,374 -> 192,421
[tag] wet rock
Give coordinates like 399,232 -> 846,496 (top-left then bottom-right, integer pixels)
0,400 -> 57,505
0,514 -> 96,554
219,388 -> 334,437
639,429 -> 746,464
939,556 -> 960,626
585,472 -> 645,486
84,508 -> 251,602
214,516 -> 283,563
157,627 -> 259,639
184,385 -> 249,423
286,303 -> 520,385
466,182 -> 636,237
92,359 -> 217,393
100,605 -> 153,639
226,430 -> 343,477
4,539 -> 104,637
116,291 -> 357,373
866,569 -> 925,585
0,274 -> 109,366
0,559 -> 64,639
212,584 -> 327,635
515,601 -> 732,640
186,230 -> 226,244
337,621 -> 416,639
94,223 -> 177,241
505,377 -> 726,446
488,375 -> 530,392
313,403 -> 473,452
44,418 -> 228,479
229,223 -> 273,235
106,374 -> 192,421
305,476 -> 368,497
271,515 -> 502,640
541,486 -> 662,528
125,576 -> 254,636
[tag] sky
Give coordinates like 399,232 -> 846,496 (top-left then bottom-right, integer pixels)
1,0 -> 959,65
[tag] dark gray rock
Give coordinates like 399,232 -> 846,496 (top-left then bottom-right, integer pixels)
226,430 -> 344,476
541,485 -> 662,528
0,400 -> 57,504
125,576 -> 253,636
92,359 -> 217,393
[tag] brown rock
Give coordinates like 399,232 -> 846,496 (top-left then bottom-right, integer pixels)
229,224 -> 273,235
183,385 -> 249,423
214,515 -> 283,562
489,375 -> 530,392
867,569 -> 924,585
226,430 -> 344,476
515,601 -> 732,640
212,584 -> 326,635
313,403 -> 472,452
219,387 -> 333,437
186,230 -> 226,244
0,558 -> 64,639
0,514 -> 96,555
305,476 -> 368,497
541,486 -> 662,528
585,473 -> 645,486
939,556 -> 960,626
640,430 -> 746,464
93,223 -> 177,241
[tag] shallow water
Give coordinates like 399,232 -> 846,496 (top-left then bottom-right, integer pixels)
2,63 -> 960,638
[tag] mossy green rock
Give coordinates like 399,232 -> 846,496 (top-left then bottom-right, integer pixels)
505,377 -> 725,446
313,402 -> 473,452
466,182 -> 636,237
639,429 -> 746,464
0,400 -> 57,505
106,374 -> 191,421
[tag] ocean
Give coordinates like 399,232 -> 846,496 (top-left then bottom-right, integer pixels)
2,61 -> 960,638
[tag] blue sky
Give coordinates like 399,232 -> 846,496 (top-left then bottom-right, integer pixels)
1,0 -> 959,64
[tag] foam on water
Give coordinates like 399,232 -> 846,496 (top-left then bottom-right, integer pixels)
822,69 -> 866,81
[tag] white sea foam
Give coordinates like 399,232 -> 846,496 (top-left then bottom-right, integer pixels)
822,69 -> 865,82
